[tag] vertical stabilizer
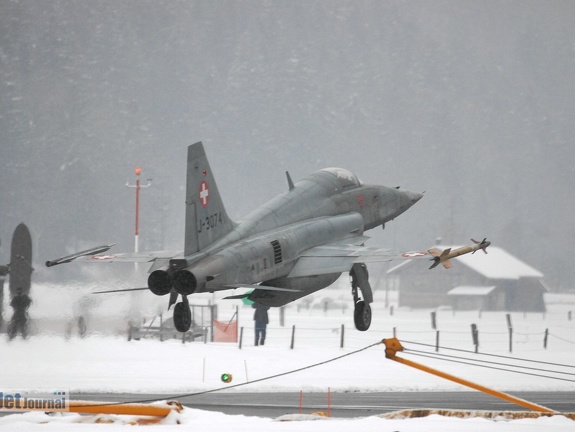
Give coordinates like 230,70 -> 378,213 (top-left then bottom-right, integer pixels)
184,142 -> 235,255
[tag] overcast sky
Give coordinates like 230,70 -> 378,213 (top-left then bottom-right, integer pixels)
1,1 -> 574,290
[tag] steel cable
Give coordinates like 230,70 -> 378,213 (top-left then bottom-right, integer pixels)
403,350 -> 575,384
83,340 -> 384,407
402,339 -> 575,370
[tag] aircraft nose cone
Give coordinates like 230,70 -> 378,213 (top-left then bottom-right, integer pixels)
407,191 -> 424,204
398,189 -> 423,211
378,186 -> 424,222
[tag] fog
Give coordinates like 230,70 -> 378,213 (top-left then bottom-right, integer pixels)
1,1 -> 574,290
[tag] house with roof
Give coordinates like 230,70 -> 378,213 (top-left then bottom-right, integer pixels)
387,246 -> 547,312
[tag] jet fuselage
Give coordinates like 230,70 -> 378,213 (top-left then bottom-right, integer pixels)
169,168 -> 422,303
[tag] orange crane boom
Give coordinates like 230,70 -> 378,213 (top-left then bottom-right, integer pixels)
382,338 -> 555,414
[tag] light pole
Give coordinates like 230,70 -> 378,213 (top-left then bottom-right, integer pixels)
126,166 -> 152,256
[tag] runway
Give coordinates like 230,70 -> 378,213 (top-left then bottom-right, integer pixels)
73,391 -> 575,418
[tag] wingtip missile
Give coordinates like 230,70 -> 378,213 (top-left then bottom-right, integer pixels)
428,238 -> 490,270
45,244 -> 115,267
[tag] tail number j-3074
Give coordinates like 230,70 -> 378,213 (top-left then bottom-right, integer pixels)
198,213 -> 224,232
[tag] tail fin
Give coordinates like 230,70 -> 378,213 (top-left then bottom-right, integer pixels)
184,142 -> 235,255
428,247 -> 453,269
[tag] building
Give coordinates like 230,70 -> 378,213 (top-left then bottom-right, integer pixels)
387,246 -> 547,312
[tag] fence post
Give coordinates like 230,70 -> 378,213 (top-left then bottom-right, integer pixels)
202,358 -> 206,383
506,313 -> 512,328
290,325 -> 296,349
340,324 -> 345,348
431,311 -> 437,330
506,313 -> 513,353
508,327 -> 513,353
435,330 -> 440,352
393,326 -> 397,338
280,307 -> 285,327
239,327 -> 244,350
544,328 -> 549,349
210,304 -> 217,342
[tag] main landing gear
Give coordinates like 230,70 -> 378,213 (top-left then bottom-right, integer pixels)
350,263 -> 373,332
173,296 -> 192,332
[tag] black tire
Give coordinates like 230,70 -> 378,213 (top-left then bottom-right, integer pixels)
353,300 -> 372,331
173,302 -> 192,332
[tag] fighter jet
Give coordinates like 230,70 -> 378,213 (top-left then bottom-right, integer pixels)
47,142 -> 486,332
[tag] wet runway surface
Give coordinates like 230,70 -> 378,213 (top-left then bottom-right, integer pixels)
72,391 -> 575,418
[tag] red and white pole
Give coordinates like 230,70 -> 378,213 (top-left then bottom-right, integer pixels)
134,166 -> 141,253
126,167 -> 151,264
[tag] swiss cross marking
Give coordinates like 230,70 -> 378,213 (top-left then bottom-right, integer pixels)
199,181 -> 210,208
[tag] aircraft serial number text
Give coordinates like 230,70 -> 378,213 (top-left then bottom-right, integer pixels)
197,212 -> 224,232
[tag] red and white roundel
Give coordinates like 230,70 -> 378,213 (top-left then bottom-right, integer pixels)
199,180 -> 210,208
402,252 -> 427,258
90,255 -> 116,261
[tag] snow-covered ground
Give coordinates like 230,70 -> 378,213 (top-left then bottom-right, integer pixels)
1,407 -> 573,432
1,281 -> 574,431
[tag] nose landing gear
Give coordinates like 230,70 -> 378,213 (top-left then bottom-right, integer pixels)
350,263 -> 373,331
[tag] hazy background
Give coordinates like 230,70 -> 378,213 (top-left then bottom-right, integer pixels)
1,1 -> 574,290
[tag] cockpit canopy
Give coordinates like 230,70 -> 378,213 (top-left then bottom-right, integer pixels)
321,168 -> 363,190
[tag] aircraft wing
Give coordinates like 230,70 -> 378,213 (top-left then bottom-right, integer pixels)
287,238 -> 429,278
46,245 -> 183,269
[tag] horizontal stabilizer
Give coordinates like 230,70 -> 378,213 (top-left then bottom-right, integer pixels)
223,284 -> 301,301
224,284 -> 301,292
223,293 -> 251,300
92,287 -> 149,294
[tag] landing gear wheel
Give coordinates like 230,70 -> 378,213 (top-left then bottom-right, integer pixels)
354,300 -> 372,331
173,301 -> 192,332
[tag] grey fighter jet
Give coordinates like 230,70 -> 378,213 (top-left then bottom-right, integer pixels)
47,142 -> 486,332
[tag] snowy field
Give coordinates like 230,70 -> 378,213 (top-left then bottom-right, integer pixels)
1,281 -> 574,431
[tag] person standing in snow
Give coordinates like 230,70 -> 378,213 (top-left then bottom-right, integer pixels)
8,287 -> 31,339
0,264 -> 9,327
252,303 -> 270,346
